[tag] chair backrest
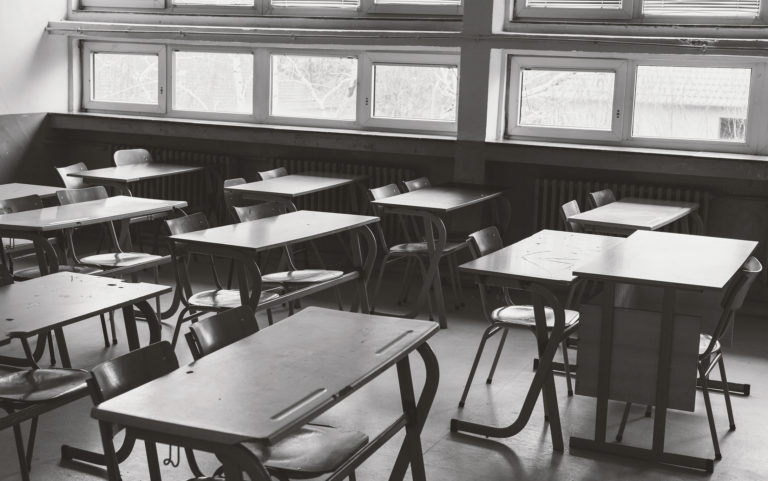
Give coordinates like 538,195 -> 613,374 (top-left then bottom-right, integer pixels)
55,162 -> 88,189
467,226 -> 503,259
223,177 -> 246,190
233,202 -> 287,223
164,212 -> 210,236
223,177 -> 247,220
0,264 -> 13,287
587,189 -> 616,209
367,183 -> 400,202
400,177 -> 431,193
560,200 -> 583,233
57,186 -> 109,205
0,195 -> 43,214
703,256 -> 762,356
114,148 -> 152,166
185,306 -> 259,360
89,341 -> 178,404
258,167 -> 287,180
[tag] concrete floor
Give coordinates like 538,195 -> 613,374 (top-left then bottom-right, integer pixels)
2,263 -> 768,481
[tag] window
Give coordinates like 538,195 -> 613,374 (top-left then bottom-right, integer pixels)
270,54 -> 358,122
505,54 -> 764,152
507,57 -> 626,141
632,65 -> 751,142
172,0 -> 254,4
77,0 -> 462,14
172,50 -> 254,117
362,53 -> 459,132
511,0 -> 765,22
81,42 -> 458,134
82,43 -> 166,113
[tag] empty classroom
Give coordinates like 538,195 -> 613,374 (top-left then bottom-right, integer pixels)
2,1 -> 768,480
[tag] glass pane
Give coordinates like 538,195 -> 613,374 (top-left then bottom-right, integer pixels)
632,66 -> 751,142
526,0 -> 622,9
375,0 -> 461,4
643,0 -> 759,17
92,53 -> 158,105
173,51 -> 253,115
271,55 -> 357,120
271,0 -> 358,7
518,69 -> 615,130
173,0 -> 254,5
373,64 -> 458,122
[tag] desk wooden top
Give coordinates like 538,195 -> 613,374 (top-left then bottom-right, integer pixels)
0,273 -> 170,340
68,164 -> 203,184
0,196 -> 187,232
460,230 -> 623,286
0,183 -> 60,200
225,173 -> 363,199
170,210 -> 378,252
568,198 -> 699,232
574,230 -> 757,290
93,307 -> 438,445
370,184 -> 504,214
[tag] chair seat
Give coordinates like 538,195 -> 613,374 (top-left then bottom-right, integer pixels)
390,241 -> 465,255
79,252 -> 165,269
2,237 -> 34,251
13,264 -> 102,280
699,334 -> 721,356
247,424 -> 368,476
262,269 -> 344,284
188,289 -> 280,309
491,305 -> 580,329
0,369 -> 89,403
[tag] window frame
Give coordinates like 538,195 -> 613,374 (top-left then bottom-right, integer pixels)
507,56 -> 627,142
82,42 -> 167,114
504,52 -> 767,154
169,46 -> 257,122
510,0 -> 768,25
361,52 -> 460,133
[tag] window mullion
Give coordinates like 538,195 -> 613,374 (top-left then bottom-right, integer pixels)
254,49 -> 270,123
621,60 -> 636,142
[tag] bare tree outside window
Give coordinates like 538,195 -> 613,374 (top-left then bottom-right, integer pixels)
271,55 -> 357,120
92,53 -> 159,105
373,64 -> 457,121
174,51 -> 253,114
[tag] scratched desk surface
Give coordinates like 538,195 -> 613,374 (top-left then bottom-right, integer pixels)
459,230 -> 624,286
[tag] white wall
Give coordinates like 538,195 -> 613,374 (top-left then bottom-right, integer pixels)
0,0 -> 68,115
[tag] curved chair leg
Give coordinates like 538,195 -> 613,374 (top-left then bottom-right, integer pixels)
171,307 -> 194,349
100,314 -> 110,348
12,422 -> 30,481
616,402 -> 632,441
487,328 -> 509,384
266,309 -> 274,326
718,357 -> 736,430
153,266 -> 161,317
561,340 -> 574,396
185,448 -> 205,478
47,332 -> 56,366
700,373 -> 722,460
459,324 -> 501,408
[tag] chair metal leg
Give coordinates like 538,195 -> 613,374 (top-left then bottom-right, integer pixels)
487,328 -> 509,384
644,404 -> 653,417
26,416 -> 38,471
459,324 -> 501,408
398,258 -> 415,305
718,357 -> 736,430
349,471 -> 357,481
153,266 -> 161,317
185,448 -> 205,478
370,253 -> 393,312
267,309 -> 274,326
171,307 -> 193,349
700,372 -> 722,460
47,332 -> 56,366
100,314 -> 110,348
12,422 -> 31,481
616,402 -> 632,441
145,441 -> 162,481
561,339 -> 574,396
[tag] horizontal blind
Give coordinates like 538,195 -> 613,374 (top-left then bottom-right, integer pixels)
643,0 -> 760,16
525,0 -> 622,9
271,0 -> 359,6
375,0 -> 461,4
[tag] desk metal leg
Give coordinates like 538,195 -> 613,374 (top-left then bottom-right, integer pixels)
569,284 -> 715,472
390,343 -> 439,481
122,300 -> 162,351
534,295 -> 564,452
53,327 -> 72,369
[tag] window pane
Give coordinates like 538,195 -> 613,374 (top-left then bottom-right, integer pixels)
643,0 -> 759,17
525,0 -> 622,9
92,53 -> 158,105
271,0 -> 358,7
375,0 -> 461,4
271,55 -> 357,120
632,66 -> 751,142
173,51 -> 253,115
518,69 -> 615,130
373,64 -> 457,122
174,0 -> 253,4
